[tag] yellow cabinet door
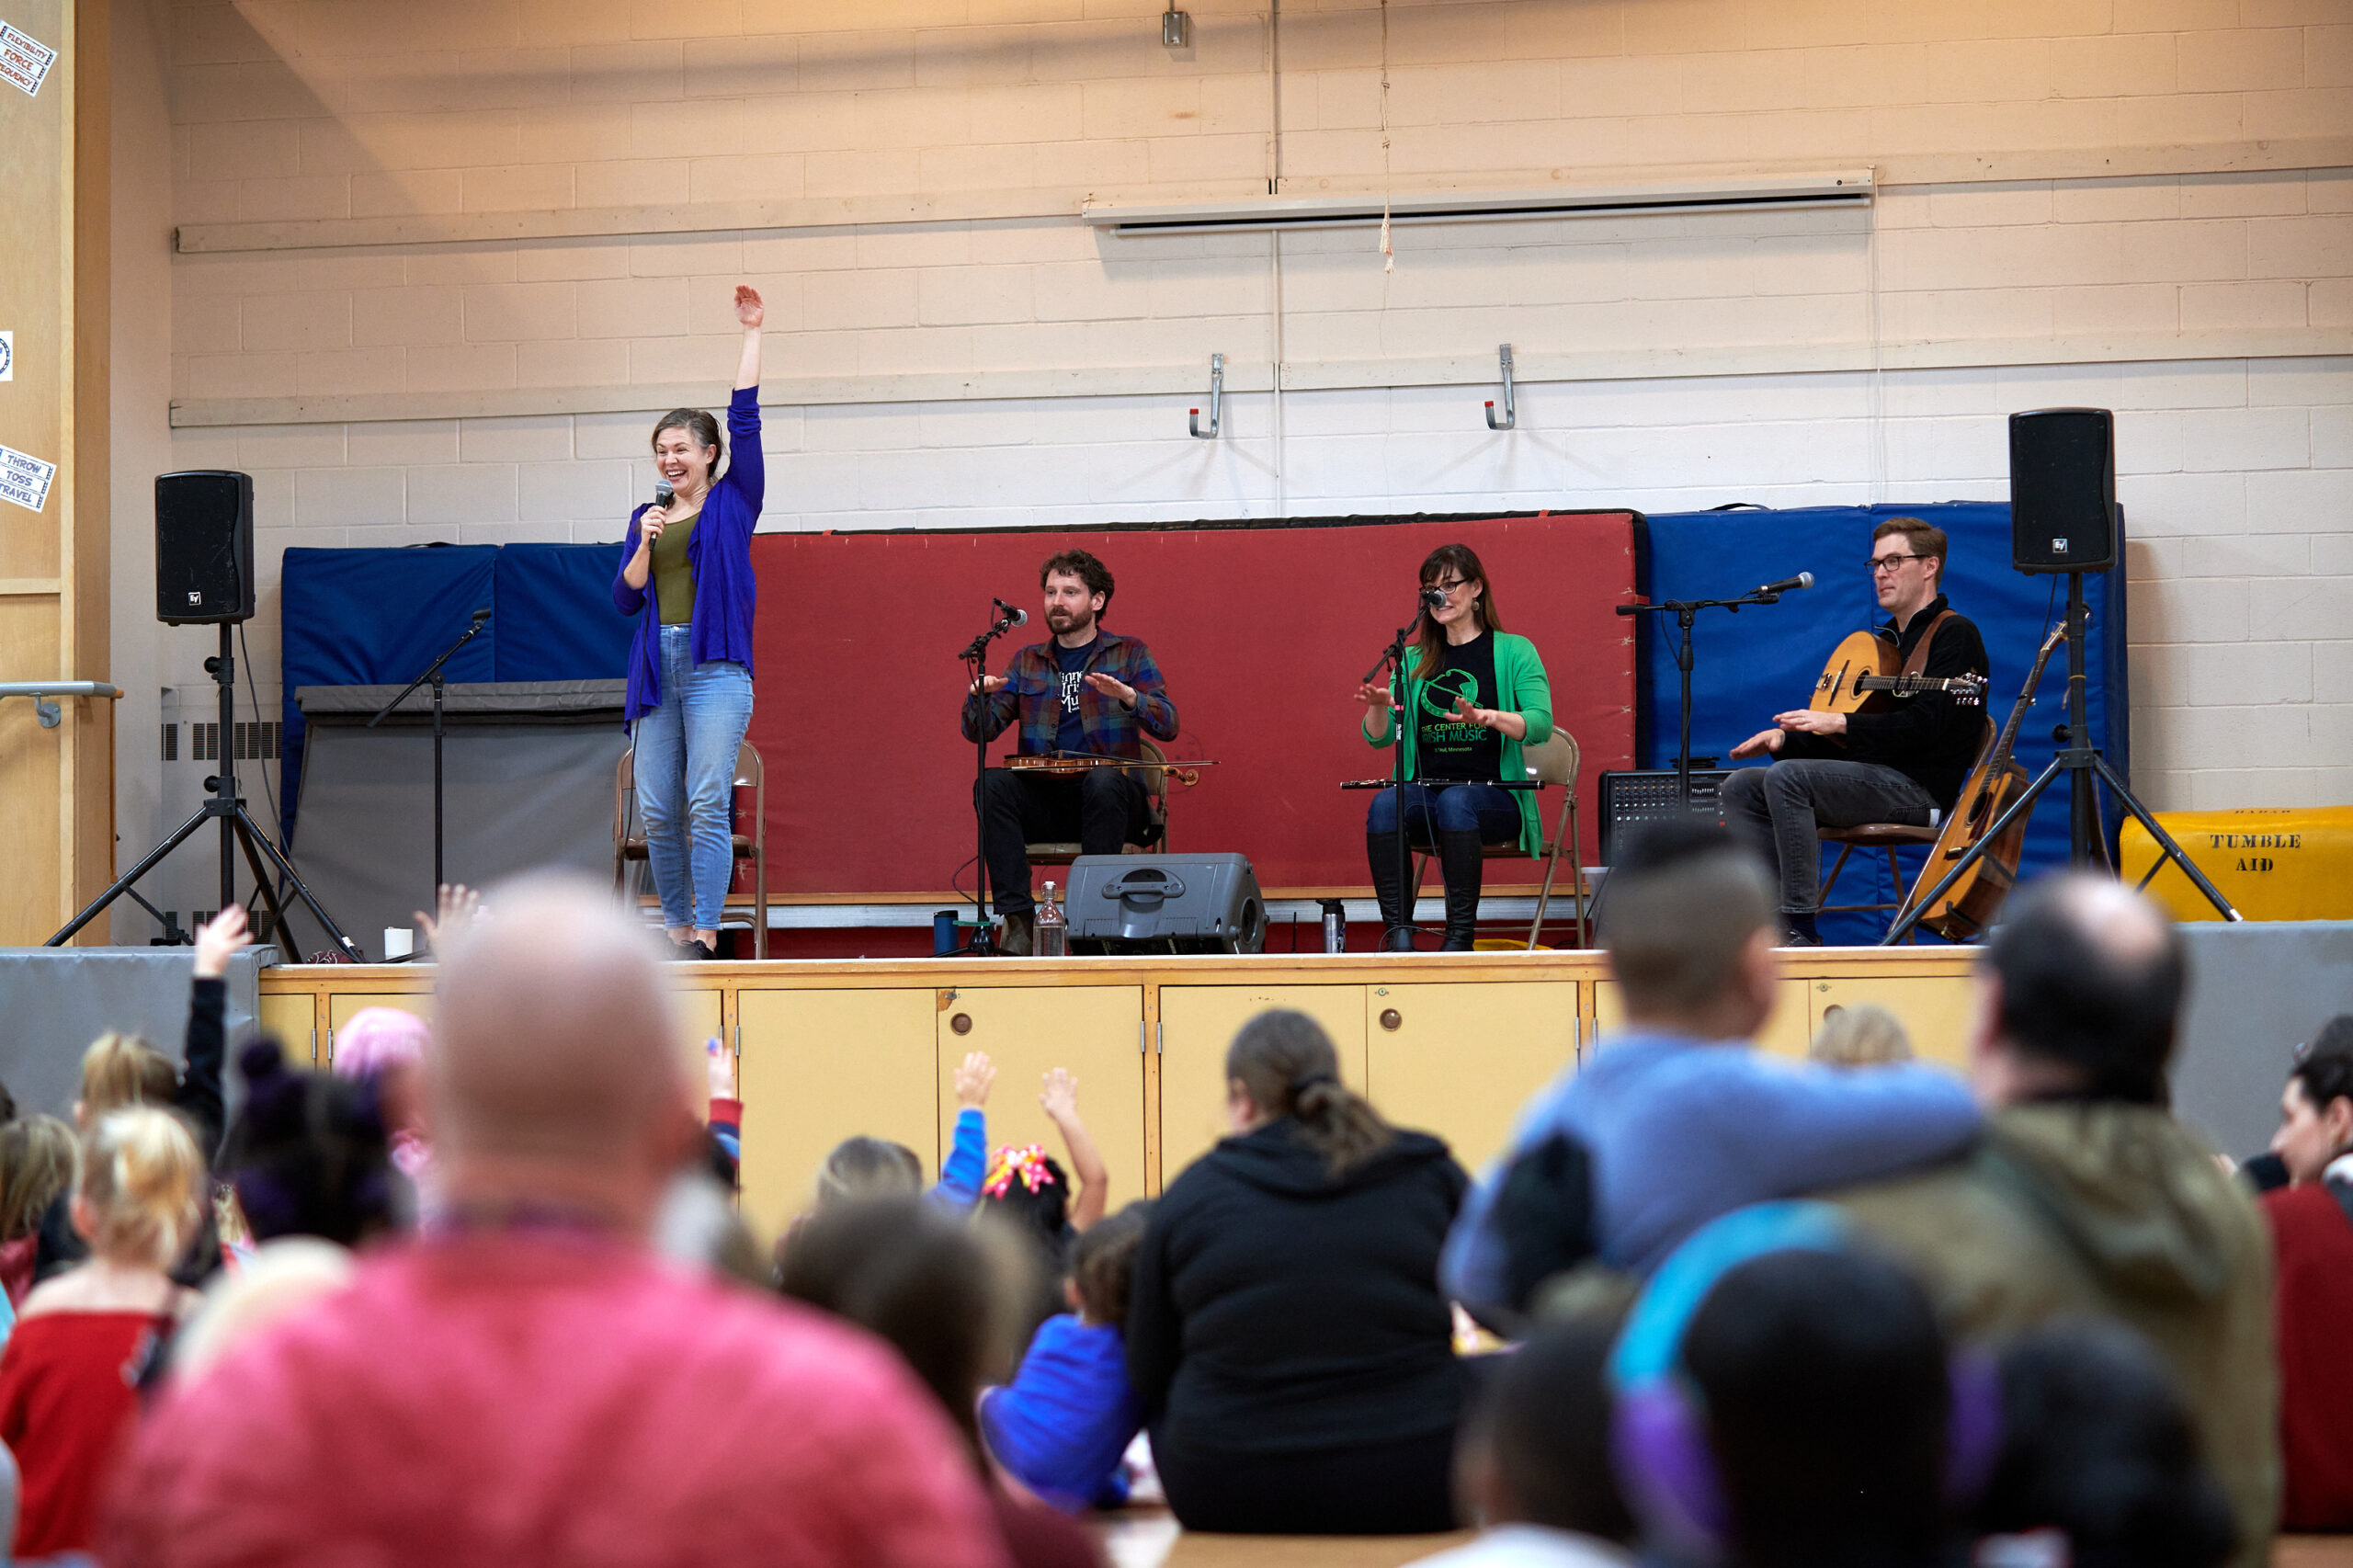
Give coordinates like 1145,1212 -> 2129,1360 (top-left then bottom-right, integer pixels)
1154,985 -> 1369,1190
736,989 -> 939,1247
936,986 -> 1146,1217
1365,982 -> 1579,1176
1592,978 -> 1812,1057
1805,975 -> 1978,1073
674,988 -> 723,1086
260,993 -> 319,1066
325,993 -> 432,1066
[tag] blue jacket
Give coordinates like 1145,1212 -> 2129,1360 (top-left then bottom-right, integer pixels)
1440,1033 -> 1981,1309
610,385 -> 764,725
978,1315 -> 1142,1512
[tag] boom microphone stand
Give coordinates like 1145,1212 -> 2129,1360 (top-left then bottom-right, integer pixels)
1883,572 -> 2238,943
1615,584 -> 1797,811
369,607 -> 490,903
957,599 -> 1028,957
50,624 -> 359,958
1361,602 -> 1427,950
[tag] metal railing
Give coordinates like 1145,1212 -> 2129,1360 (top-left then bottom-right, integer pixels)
0,681 -> 122,727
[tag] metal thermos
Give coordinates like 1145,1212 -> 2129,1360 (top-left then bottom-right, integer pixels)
1319,898 -> 1347,954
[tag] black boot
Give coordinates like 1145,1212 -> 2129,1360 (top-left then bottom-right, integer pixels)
1366,832 -> 1415,952
1437,828 -> 1485,951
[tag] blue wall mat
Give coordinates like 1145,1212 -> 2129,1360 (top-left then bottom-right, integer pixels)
279,545 -> 498,837
1636,503 -> 2130,945
493,543 -> 631,683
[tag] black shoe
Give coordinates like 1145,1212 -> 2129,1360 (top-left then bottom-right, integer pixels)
996,912 -> 1033,957
1381,926 -> 1417,953
1437,828 -> 1485,951
688,938 -> 720,960
1368,831 -> 1414,951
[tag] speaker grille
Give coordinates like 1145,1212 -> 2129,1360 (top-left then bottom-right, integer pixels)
156,471 -> 256,624
2009,408 -> 2117,574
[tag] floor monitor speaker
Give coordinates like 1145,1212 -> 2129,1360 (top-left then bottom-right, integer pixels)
156,470 -> 256,625
2009,408 -> 2118,574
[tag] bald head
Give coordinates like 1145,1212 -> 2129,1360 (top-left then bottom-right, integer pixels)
431,874 -> 690,1172
1984,873 -> 2185,1104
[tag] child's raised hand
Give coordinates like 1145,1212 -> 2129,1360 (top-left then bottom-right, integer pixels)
192,903 -> 250,980
954,1051 -> 995,1109
1040,1068 -> 1081,1126
705,1037 -> 734,1101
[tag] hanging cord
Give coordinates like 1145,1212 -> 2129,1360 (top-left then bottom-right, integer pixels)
1378,0 -> 1393,273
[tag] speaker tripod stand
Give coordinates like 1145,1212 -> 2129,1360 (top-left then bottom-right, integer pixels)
48,624 -> 360,958
1883,571 -> 2239,944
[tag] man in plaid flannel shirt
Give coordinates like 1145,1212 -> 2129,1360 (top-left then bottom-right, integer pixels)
961,550 -> 1180,953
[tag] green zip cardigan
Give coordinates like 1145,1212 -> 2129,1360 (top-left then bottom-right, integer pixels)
1363,630 -> 1555,856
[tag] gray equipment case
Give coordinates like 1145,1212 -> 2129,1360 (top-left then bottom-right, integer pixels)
1062,853 -> 1267,954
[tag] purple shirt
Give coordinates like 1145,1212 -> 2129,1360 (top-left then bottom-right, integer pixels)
611,385 -> 765,725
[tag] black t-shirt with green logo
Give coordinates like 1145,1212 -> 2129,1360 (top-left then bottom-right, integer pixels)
1415,630 -> 1502,781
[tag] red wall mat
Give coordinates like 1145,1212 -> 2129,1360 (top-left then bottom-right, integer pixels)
745,511 -> 1638,899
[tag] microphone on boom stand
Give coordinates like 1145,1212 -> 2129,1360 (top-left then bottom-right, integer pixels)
1754,572 -> 1815,597
994,599 -> 1029,627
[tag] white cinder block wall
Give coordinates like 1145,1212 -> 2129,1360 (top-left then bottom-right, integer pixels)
109,0 -> 2352,930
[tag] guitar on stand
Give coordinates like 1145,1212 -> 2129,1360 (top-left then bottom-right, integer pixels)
1896,620 -> 2068,941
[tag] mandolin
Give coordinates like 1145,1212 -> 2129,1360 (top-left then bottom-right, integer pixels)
1005,754 -> 1216,788
1810,630 -> 1987,714
1901,620 -> 2069,940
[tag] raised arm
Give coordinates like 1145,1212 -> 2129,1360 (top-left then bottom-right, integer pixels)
179,904 -> 247,1162
932,1051 -> 995,1209
733,285 -> 764,391
1040,1068 -> 1108,1232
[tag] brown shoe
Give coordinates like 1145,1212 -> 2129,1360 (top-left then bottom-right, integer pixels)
997,912 -> 1033,957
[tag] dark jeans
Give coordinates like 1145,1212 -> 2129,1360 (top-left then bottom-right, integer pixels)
975,766 -> 1150,917
1154,1426 -> 1458,1535
1365,782 -> 1520,846
1721,758 -> 1938,915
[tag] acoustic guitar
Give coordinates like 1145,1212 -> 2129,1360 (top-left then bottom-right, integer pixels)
1901,621 -> 2069,941
1810,630 -> 1988,714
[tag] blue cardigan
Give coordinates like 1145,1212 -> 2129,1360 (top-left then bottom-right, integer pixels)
610,385 -> 765,725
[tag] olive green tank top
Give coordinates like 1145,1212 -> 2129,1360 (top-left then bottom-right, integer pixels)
652,510 -> 699,625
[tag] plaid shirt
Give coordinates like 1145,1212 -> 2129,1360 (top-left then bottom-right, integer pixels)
960,630 -> 1179,759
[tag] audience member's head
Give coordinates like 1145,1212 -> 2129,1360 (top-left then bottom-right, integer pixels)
1615,1206 -> 1961,1568
1810,1003 -> 1914,1067
0,1113 -> 76,1243
777,1195 -> 1021,1453
982,1143 -> 1070,1244
171,1236 -> 358,1387
74,1108 -> 206,1272
1224,1009 -> 1395,1176
1457,1312 -> 1632,1544
1068,1199 -> 1152,1328
1968,1320 -> 2235,1568
1600,822 -> 1778,1041
220,1039 -> 403,1247
76,1031 -> 177,1126
814,1136 -> 926,1207
2272,1017 -> 2353,1185
331,1006 -> 433,1153
1977,875 -> 2185,1107
428,873 -> 699,1233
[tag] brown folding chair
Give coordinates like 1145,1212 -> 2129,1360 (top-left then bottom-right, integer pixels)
613,739 -> 768,959
1407,731 -> 1591,950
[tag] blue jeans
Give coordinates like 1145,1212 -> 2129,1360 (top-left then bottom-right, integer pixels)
633,624 -> 755,930
1366,781 -> 1521,846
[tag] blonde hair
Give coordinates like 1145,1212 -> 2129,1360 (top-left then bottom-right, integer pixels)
0,1114 -> 77,1240
78,1108 -> 206,1269
80,1031 -> 178,1118
1810,1004 -> 1915,1068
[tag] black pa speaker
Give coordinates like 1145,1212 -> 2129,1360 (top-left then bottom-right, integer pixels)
156,470 -> 256,625
2009,408 -> 2118,574
1063,852 -> 1266,954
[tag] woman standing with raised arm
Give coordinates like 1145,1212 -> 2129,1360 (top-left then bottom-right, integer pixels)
613,285 -> 766,960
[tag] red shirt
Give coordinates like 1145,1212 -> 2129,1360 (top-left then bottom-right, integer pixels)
0,1309 -> 174,1558
2261,1182 -> 2353,1529
103,1229 -> 1011,1568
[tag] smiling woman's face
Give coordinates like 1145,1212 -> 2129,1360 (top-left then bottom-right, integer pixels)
654,426 -> 716,494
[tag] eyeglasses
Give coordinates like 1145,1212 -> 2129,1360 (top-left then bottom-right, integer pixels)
1428,578 -> 1469,595
1869,554 -> 1931,574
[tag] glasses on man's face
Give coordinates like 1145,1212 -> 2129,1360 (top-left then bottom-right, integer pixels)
1869,554 -> 1929,575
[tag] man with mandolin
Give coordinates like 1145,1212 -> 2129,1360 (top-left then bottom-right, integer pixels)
961,549 -> 1180,954
1723,518 -> 1991,946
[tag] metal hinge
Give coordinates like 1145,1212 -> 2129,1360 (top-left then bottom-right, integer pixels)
1155,1022 -> 1164,1055
733,1022 -> 742,1057
1139,1020 -> 1146,1054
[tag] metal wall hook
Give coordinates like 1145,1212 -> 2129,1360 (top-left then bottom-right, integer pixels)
1189,352 -> 1224,438
1484,343 -> 1517,430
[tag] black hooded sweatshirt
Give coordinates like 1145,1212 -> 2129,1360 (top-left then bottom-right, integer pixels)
1125,1118 -> 1469,1459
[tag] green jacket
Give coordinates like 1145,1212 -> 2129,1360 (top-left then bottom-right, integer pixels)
1831,1104 -> 2279,1568
1365,631 -> 1554,857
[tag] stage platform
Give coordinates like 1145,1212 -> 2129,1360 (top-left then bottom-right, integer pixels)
257,947 -> 1979,1243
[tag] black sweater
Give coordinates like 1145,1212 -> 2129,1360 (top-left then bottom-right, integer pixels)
1126,1119 -> 1469,1459
1783,594 -> 1991,808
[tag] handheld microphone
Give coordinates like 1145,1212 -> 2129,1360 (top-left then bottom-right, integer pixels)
1756,572 -> 1814,596
654,481 -> 674,510
1421,585 -> 1449,611
994,598 -> 1029,627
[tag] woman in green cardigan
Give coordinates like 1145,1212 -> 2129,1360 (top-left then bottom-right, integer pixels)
1354,543 -> 1553,951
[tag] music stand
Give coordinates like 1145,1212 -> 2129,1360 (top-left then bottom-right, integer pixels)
368,608 -> 490,907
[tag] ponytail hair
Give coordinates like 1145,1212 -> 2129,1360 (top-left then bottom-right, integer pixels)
1225,1010 -> 1395,1177
77,1107 -> 206,1270
80,1030 -> 178,1119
